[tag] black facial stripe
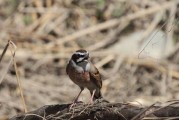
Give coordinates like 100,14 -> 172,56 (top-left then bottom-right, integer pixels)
78,54 -> 85,57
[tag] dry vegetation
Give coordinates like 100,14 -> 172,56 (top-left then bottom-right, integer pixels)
0,0 -> 179,119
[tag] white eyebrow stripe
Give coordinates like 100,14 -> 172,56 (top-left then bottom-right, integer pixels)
74,52 -> 87,55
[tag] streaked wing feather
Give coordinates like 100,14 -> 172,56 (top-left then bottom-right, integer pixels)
89,64 -> 102,88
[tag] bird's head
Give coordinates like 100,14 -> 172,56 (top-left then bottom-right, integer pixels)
71,49 -> 89,63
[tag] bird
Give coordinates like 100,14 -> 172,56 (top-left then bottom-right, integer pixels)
66,49 -> 102,104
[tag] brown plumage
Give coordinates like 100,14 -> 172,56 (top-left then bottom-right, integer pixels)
66,49 -> 102,102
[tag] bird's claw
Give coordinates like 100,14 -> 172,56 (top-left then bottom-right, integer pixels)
69,101 -> 83,110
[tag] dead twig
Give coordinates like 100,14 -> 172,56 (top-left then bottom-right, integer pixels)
127,58 -> 179,79
9,40 -> 28,113
131,103 -> 156,120
139,11 -> 164,45
47,0 -> 176,47
0,41 -> 10,63
0,40 -> 12,84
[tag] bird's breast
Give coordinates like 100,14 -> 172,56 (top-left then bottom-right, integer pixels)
67,60 -> 97,89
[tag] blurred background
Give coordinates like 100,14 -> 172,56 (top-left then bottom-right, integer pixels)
0,0 -> 179,118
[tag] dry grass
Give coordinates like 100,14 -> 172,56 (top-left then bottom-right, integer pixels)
0,0 -> 179,119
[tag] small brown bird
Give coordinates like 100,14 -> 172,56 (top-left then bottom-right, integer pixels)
66,49 -> 102,103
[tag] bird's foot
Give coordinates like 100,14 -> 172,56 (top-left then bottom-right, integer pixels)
69,102 -> 76,110
69,100 -> 83,110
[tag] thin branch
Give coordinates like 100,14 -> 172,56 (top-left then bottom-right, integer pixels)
47,1 -> 176,47
9,40 -> 28,113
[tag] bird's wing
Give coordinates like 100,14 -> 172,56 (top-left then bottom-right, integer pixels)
66,62 -> 70,75
89,63 -> 102,89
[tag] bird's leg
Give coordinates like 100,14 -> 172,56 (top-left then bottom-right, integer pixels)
79,89 -> 96,114
89,89 -> 96,104
69,88 -> 83,109
73,88 -> 83,103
